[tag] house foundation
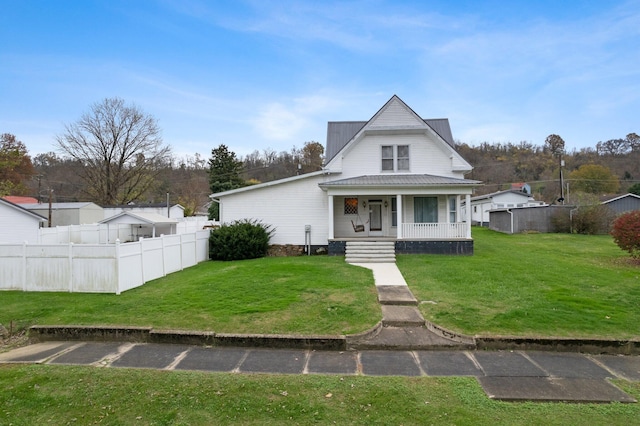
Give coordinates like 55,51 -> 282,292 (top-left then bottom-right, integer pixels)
328,240 -> 473,256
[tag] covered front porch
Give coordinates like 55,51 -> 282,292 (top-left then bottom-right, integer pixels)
318,174 -> 478,255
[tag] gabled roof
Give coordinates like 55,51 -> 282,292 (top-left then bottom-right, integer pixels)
210,170 -> 331,198
3,195 -> 38,204
0,197 -> 47,222
324,95 -> 458,164
470,190 -> 532,202
319,174 -> 480,188
601,193 -> 640,204
19,202 -> 101,210
102,203 -> 185,210
100,211 -> 178,224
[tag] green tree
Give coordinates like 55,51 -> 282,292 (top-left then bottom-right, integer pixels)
0,133 -> 35,196
628,182 -> 640,196
56,98 -> 171,205
208,144 -> 245,220
569,164 -> 619,194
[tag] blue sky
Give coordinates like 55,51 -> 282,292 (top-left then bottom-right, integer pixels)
1,0 -> 639,160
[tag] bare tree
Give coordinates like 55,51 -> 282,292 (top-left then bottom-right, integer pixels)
56,98 -> 171,205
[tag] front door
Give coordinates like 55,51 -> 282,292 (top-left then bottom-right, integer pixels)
369,201 -> 383,234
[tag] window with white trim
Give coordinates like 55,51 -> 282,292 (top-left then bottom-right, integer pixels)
344,197 -> 358,215
381,145 -> 410,172
449,196 -> 457,223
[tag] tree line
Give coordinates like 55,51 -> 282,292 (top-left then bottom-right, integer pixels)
458,132 -> 640,203
1,97 -> 638,218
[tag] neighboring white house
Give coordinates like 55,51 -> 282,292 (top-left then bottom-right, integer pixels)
18,202 -> 104,226
0,198 -> 47,243
210,95 -> 481,255
99,211 -> 179,242
102,203 -> 185,220
462,190 -> 547,226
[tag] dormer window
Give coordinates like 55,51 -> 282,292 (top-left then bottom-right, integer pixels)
381,145 -> 410,172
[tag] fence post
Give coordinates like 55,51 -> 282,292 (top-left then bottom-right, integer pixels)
139,237 -> 145,284
115,239 -> 121,295
22,241 -> 27,291
161,234 -> 167,277
68,242 -> 74,292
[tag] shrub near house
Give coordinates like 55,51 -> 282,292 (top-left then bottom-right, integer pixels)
209,219 -> 274,261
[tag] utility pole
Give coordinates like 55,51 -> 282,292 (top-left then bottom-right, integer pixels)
48,188 -> 54,227
559,156 -> 565,205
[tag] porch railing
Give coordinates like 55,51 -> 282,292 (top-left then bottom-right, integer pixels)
401,222 -> 468,239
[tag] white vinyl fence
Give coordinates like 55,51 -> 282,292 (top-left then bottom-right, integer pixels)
39,218 -> 217,244
0,230 -> 210,294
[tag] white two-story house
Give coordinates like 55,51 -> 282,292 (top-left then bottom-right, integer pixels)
210,95 -> 481,255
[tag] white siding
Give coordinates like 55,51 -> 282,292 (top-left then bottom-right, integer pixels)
219,175 -> 329,245
340,134 -> 463,179
0,203 -> 42,244
368,98 -> 425,127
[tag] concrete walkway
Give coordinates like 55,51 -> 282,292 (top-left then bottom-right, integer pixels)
349,262 -> 473,350
0,342 -> 637,403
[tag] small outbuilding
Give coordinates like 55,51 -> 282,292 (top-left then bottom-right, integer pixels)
601,193 -> 640,215
18,202 -> 104,226
461,190 -> 546,226
102,203 -> 185,220
99,211 -> 178,241
0,198 -> 47,243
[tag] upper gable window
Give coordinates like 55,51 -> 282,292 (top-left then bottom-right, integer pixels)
381,145 -> 410,172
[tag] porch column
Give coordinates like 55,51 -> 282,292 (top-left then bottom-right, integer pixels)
465,194 -> 471,239
328,195 -> 334,240
396,194 -> 403,239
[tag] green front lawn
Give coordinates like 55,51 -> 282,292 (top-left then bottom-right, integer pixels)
1,227 -> 639,340
0,256 -> 380,336
399,227 -> 640,339
1,365 -> 639,425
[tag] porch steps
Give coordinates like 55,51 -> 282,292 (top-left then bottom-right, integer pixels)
345,241 -> 396,263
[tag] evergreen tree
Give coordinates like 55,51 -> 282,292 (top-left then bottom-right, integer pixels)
208,144 -> 244,220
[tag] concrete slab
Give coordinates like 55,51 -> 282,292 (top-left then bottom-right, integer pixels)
377,285 -> 418,305
110,344 -> 190,369
351,263 -> 408,286
175,347 -> 247,372
594,355 -> 640,381
359,350 -> 421,376
473,351 -> 547,377
306,351 -> 358,375
478,377 -> 637,403
418,351 -> 483,377
381,305 -> 425,327
352,326 -> 466,350
239,349 -> 307,374
49,342 -> 124,365
525,352 -> 613,379
0,342 -> 75,363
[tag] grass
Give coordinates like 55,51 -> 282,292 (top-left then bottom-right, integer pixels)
1,364 -> 639,425
398,227 -> 640,339
0,256 -> 380,336
2,228 -> 639,340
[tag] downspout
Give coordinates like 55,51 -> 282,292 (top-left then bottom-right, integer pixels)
507,209 -> 514,234
569,206 -> 579,234
210,198 -> 221,222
